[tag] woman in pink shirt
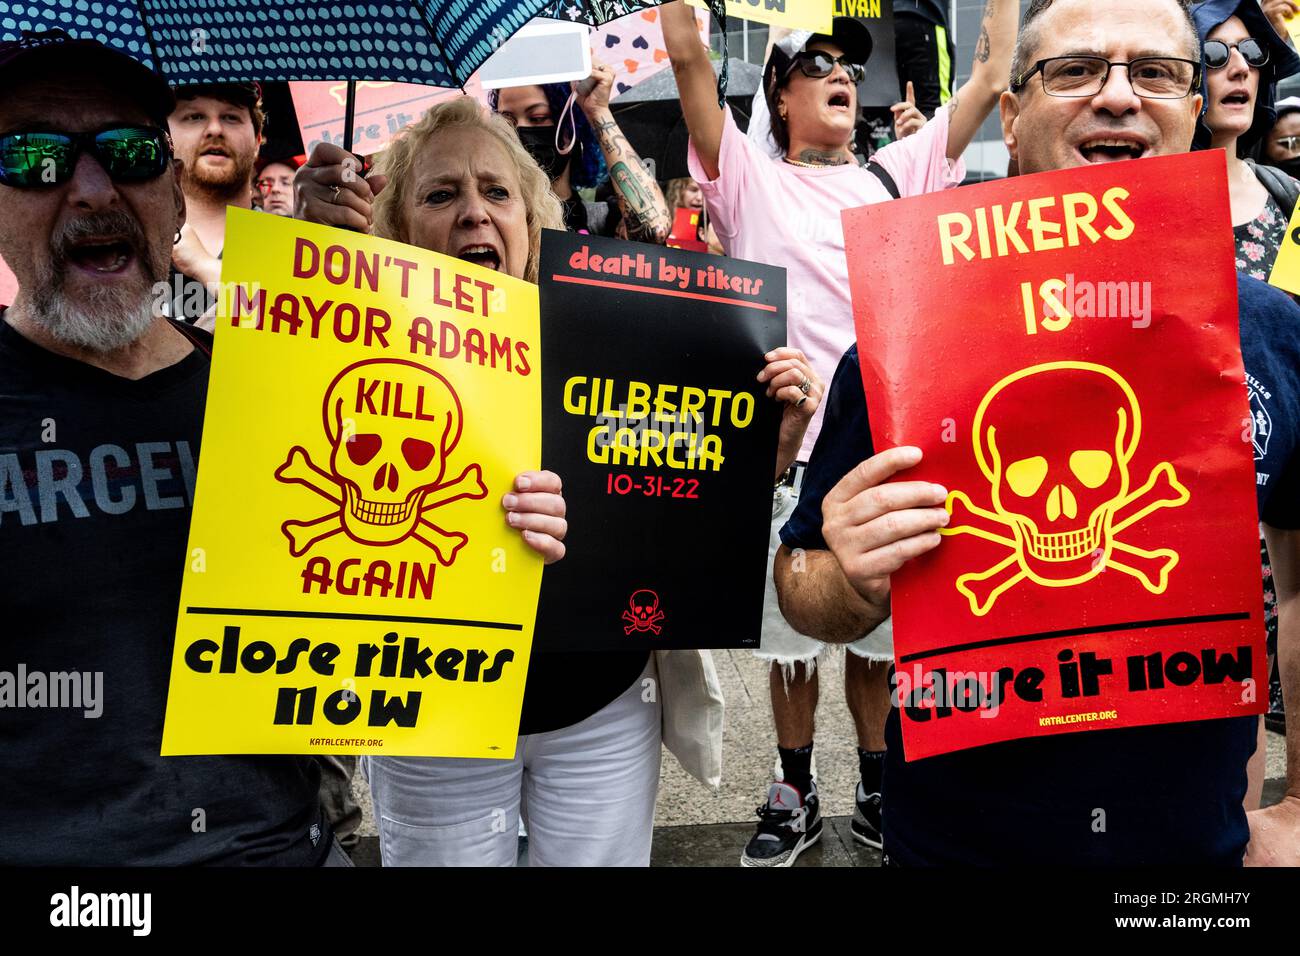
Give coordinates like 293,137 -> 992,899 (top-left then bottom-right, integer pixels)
662,0 -> 1020,866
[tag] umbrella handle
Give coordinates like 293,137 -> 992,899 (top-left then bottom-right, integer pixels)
342,80 -> 356,154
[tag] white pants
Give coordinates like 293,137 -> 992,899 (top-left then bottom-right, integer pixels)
363,657 -> 662,866
760,483 -> 894,676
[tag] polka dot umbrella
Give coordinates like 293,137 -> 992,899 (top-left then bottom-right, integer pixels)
0,0 -> 674,149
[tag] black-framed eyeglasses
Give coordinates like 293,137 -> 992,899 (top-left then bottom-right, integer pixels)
788,51 -> 865,84
0,125 -> 172,189
1011,56 -> 1200,99
1203,38 -> 1269,70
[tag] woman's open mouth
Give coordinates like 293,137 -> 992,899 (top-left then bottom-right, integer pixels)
1220,91 -> 1251,108
457,244 -> 502,271
827,91 -> 852,112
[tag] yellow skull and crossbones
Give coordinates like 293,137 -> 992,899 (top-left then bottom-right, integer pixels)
940,362 -> 1190,617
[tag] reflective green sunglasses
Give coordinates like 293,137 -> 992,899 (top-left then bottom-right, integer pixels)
0,125 -> 172,188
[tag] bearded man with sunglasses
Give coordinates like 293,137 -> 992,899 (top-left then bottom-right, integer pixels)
663,0 -> 1020,867
0,32 -> 343,865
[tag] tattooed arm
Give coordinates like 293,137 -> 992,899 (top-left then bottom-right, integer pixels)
945,0 -> 1019,161
662,0 -> 724,180
577,62 -> 672,244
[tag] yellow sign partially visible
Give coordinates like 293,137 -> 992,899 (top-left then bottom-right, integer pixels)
161,208 -> 543,759
1268,193 -> 1300,297
689,0 -> 835,34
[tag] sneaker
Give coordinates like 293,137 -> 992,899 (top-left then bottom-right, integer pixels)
740,781 -> 822,867
850,781 -> 882,849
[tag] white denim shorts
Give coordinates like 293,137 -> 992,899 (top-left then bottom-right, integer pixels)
760,482 -> 894,674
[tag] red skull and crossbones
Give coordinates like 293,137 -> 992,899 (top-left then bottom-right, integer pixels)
622,589 -> 665,635
274,358 -> 487,565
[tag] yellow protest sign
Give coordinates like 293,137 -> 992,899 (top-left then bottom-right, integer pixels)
1268,197 -> 1300,297
1287,14 -> 1300,48
161,208 -> 543,759
688,0 -> 834,34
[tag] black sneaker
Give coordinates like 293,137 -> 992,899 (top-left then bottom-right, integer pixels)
850,781 -> 882,849
740,780 -> 822,867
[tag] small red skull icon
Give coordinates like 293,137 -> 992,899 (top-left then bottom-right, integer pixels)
622,589 -> 665,635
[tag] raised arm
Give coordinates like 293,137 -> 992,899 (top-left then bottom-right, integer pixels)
945,0 -> 1019,161
662,0 -> 725,180
576,62 -> 672,244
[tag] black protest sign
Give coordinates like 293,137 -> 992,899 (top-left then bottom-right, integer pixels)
535,230 -> 786,651
835,0 -> 899,108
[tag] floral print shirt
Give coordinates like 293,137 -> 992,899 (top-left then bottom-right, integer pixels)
1234,194 -> 1290,283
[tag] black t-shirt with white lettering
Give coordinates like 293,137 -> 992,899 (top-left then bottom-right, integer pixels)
780,274 -> 1300,865
0,315 -> 329,865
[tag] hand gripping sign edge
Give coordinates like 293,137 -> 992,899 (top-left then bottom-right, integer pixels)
939,361 -> 1191,617
274,358 -> 489,565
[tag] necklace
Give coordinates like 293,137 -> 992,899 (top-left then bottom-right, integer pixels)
783,154 -> 856,169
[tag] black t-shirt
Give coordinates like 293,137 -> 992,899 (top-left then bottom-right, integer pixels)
519,649 -> 649,735
0,316 -> 329,865
563,197 -> 622,238
517,198 -> 647,734
893,1 -> 948,27
780,274 -> 1300,865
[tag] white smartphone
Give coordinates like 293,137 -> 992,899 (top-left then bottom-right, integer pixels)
479,19 -> 593,90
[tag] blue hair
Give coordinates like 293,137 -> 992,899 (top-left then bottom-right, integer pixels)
488,82 -> 608,189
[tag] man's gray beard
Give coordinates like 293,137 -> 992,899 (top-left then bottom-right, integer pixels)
28,272 -> 159,353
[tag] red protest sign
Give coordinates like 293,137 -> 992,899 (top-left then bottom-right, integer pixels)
843,152 -> 1266,760
667,208 -> 707,252
290,80 -> 488,157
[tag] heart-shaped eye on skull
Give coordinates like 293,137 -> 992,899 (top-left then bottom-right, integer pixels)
273,358 -> 490,564
622,589 -> 665,634
324,359 -> 462,545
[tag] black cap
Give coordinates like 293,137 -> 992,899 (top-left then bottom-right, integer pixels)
0,29 -> 174,127
764,18 -> 874,101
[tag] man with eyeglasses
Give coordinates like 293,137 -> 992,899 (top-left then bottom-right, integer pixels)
1262,96 -> 1300,176
255,154 -> 301,218
774,0 -> 1300,865
664,0 -> 1021,867
0,31 -> 344,865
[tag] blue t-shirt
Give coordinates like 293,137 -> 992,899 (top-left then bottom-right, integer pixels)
780,274 -> 1300,865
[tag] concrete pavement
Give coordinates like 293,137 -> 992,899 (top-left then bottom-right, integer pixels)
345,647 -> 1289,866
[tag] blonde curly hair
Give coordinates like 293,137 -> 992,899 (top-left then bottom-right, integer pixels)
372,97 -> 564,283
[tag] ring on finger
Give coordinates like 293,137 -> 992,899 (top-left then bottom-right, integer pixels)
331,185 -> 342,203
795,395 -> 808,408
798,377 -> 812,395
